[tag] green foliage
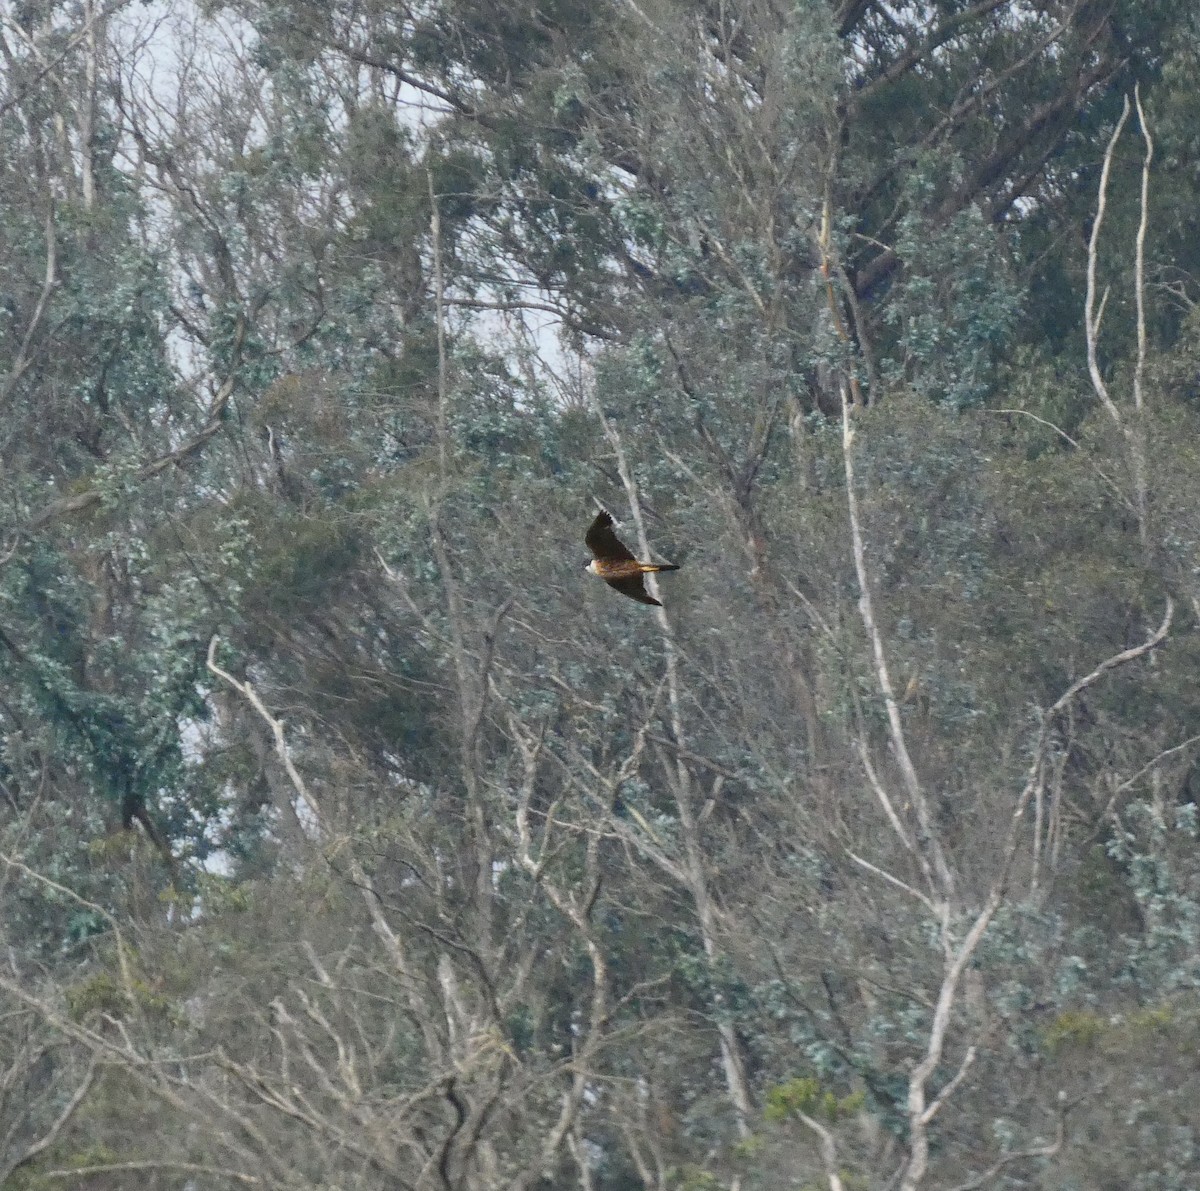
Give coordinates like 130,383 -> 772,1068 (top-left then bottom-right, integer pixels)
1042,1009 -> 1105,1054
764,1077 -> 864,1124
670,1165 -> 721,1191
65,968 -> 175,1024
883,160 -> 1022,408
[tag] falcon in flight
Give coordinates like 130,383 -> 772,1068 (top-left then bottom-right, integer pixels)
584,509 -> 679,606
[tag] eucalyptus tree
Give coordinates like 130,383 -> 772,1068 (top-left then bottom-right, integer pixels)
2,2 -> 1200,1189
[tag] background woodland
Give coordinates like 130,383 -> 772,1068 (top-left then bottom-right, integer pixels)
2,1 -> 1200,1187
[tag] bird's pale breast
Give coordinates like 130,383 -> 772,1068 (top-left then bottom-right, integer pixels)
593,559 -> 643,579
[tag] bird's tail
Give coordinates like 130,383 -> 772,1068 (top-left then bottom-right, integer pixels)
640,563 -> 680,573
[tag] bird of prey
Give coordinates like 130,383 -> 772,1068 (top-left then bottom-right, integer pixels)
584,510 -> 679,606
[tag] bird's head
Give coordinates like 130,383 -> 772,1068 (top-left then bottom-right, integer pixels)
583,559 -> 599,574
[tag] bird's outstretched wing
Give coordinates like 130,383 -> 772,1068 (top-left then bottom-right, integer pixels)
585,510 -> 636,562
606,573 -> 661,606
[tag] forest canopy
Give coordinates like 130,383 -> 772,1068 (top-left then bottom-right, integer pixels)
2,1 -> 1200,1188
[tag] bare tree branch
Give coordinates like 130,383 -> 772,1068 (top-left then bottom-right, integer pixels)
839,379 -> 954,900
0,1058 -> 97,1185
944,1098 -> 1067,1191
797,1109 -> 847,1191
897,598 -> 1170,1191
40,1159 -> 261,1184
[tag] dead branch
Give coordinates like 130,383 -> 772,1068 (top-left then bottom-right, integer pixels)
40,1160 -> 260,1184
1084,91 -> 1152,546
896,598 -> 1170,1191
839,379 -> 954,900
797,1109 -> 847,1191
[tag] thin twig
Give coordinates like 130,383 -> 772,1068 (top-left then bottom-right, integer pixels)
984,409 -> 1133,513
944,1100 -> 1066,1191
846,850 -> 937,915
40,1161 -> 260,1184
921,1045 -> 976,1125
205,637 -> 324,832
0,1059 -> 97,1183
1113,732 -> 1200,797
0,854 -> 134,992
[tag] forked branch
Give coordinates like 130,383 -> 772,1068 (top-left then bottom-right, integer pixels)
897,598 -> 1170,1191
1084,89 -> 1154,547
839,380 -> 954,901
